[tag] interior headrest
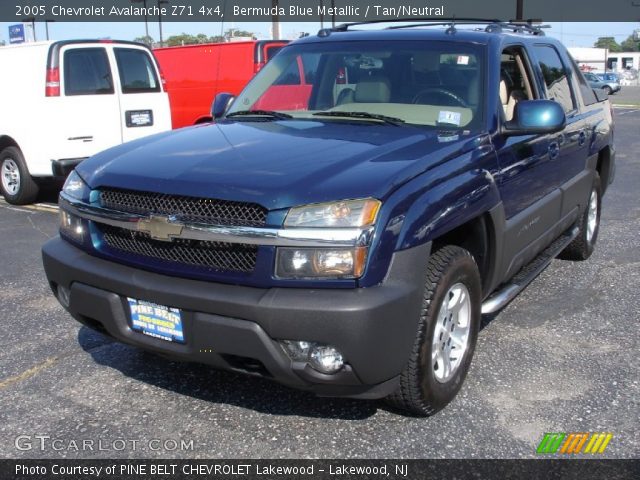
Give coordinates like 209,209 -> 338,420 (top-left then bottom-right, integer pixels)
355,75 -> 391,103
499,80 -> 508,105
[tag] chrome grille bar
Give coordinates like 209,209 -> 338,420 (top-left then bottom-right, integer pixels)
60,193 -> 375,248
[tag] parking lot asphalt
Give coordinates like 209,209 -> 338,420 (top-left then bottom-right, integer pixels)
0,110 -> 638,460
610,86 -> 640,106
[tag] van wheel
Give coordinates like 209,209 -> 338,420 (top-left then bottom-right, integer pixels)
386,245 -> 481,416
560,174 -> 601,261
0,147 -> 39,205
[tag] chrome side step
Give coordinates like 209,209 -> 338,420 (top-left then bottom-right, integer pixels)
481,226 -> 579,314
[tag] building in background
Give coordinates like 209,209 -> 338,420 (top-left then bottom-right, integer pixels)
569,47 -> 639,85
568,47 -> 607,71
606,52 -> 640,72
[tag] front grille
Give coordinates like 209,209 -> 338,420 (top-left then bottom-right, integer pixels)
100,225 -> 257,273
99,188 -> 267,227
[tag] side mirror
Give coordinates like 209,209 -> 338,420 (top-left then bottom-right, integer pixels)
594,88 -> 608,102
503,100 -> 566,136
211,93 -> 235,120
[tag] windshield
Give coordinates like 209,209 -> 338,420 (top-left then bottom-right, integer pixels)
228,40 -> 485,130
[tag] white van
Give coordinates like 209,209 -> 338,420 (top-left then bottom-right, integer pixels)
0,40 -> 171,204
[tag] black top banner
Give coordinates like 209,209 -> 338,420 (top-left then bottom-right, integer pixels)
2,0 -> 640,22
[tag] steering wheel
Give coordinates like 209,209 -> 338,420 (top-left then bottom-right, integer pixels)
412,88 -> 469,108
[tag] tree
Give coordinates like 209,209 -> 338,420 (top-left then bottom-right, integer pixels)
165,33 -> 222,46
594,37 -> 622,52
133,35 -> 155,47
620,34 -> 640,52
164,30 -> 255,46
224,28 -> 256,40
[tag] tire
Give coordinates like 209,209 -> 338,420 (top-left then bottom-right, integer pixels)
386,245 -> 482,416
0,146 -> 39,205
603,86 -> 612,96
560,173 -> 601,261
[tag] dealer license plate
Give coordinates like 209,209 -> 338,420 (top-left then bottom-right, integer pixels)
128,298 -> 184,343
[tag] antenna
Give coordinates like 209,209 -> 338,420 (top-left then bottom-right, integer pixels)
445,16 -> 457,34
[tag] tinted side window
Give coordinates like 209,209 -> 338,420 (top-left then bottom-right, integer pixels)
273,58 -> 301,85
265,45 -> 284,61
533,45 -> 576,113
569,58 -> 597,106
114,48 -> 160,94
301,54 -> 320,84
64,48 -> 113,96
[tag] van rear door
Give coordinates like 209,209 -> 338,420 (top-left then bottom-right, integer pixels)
110,45 -> 171,142
58,44 -> 123,159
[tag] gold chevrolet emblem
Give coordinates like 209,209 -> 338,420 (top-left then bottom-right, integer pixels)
137,215 -> 184,241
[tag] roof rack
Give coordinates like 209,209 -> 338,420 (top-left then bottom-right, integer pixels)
320,18 -> 549,37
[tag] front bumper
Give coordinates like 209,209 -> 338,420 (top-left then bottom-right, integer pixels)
51,158 -> 86,177
42,237 -> 430,399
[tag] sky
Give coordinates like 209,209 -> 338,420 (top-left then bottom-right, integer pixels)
0,21 -> 638,47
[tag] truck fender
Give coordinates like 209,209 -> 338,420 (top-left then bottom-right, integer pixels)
395,169 -> 502,251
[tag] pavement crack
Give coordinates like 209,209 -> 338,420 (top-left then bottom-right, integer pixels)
27,215 -> 53,239
0,356 -> 60,390
0,340 -> 116,391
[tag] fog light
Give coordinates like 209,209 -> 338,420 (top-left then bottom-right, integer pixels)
309,345 -> 344,374
280,340 -> 345,374
57,284 -> 70,308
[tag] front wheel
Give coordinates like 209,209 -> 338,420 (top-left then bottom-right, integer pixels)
1,147 -> 39,205
560,173 -> 601,261
386,245 -> 482,416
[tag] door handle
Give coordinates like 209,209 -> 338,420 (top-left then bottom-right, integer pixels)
578,130 -> 586,146
548,141 -> 560,160
67,136 -> 93,143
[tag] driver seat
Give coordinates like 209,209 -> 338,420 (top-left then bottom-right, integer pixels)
500,78 -> 526,121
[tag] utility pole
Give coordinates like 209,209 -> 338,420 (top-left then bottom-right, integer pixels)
131,0 -> 149,39
331,0 -> 336,28
516,0 -> 524,21
272,0 -> 280,39
158,0 -> 169,46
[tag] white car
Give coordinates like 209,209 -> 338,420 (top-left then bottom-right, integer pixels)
0,40 -> 171,204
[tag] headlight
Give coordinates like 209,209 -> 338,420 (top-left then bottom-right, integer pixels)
62,170 -> 90,201
276,247 -> 367,279
60,171 -> 89,244
284,199 -> 381,228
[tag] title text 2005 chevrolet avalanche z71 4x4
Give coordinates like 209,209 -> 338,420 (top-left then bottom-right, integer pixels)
43,20 -> 615,415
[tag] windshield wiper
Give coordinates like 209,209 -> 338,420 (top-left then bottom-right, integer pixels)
312,111 -> 405,126
226,110 -> 293,120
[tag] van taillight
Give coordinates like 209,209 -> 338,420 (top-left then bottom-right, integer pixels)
45,67 -> 60,97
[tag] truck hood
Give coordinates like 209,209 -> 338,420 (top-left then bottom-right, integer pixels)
78,119 -> 477,210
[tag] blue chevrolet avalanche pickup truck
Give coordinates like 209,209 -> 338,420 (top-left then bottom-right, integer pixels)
43,21 -> 615,415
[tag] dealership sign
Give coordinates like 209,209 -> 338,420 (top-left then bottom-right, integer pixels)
8,24 -> 25,44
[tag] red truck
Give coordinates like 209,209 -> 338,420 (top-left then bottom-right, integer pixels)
154,40 -> 288,129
